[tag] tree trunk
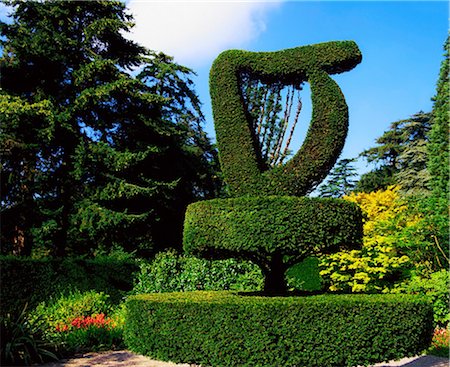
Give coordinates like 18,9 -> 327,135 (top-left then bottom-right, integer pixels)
262,253 -> 288,295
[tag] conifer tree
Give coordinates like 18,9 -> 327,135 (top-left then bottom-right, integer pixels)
427,36 -> 449,197
0,1 -> 219,256
356,112 -> 431,193
318,158 -> 358,198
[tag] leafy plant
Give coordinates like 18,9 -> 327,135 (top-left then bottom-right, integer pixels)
428,327 -> 449,358
132,250 -> 263,294
125,291 -> 433,367
29,290 -> 113,342
54,313 -> 123,353
404,270 -> 449,327
320,186 -> 412,293
1,305 -> 57,366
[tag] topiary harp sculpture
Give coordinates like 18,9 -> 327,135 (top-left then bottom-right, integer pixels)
184,41 -> 364,294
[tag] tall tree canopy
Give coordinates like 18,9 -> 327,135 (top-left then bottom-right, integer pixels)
0,0 -> 220,257
427,36 -> 449,197
356,112 -> 431,194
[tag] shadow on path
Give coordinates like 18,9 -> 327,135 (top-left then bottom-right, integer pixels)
34,350 -> 449,367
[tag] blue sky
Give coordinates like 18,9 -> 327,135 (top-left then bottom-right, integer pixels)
1,1 -> 448,176
127,0 -> 448,175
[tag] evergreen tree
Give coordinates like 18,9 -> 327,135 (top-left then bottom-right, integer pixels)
0,1 -> 219,256
318,158 -> 358,198
428,36 -> 449,197
356,112 -> 431,193
395,112 -> 432,194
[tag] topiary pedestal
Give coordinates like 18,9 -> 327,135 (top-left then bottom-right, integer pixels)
184,196 -> 362,294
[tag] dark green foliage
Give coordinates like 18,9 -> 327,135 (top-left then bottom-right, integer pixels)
285,257 -> 322,291
428,36 -> 449,197
184,196 -> 363,292
355,166 -> 396,193
209,41 -> 362,197
357,112 -> 431,194
1,305 -> 58,366
124,291 -> 434,367
132,251 -> 263,294
0,256 -> 138,315
318,158 -> 358,197
0,1 -> 220,257
185,197 -> 362,261
400,195 -> 449,273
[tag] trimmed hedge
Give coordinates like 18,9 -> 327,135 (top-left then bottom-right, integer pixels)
184,196 -> 363,265
124,291 -> 434,367
210,41 -> 362,196
0,256 -> 138,315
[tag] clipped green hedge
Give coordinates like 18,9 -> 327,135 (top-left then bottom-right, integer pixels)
0,256 -> 138,315
124,291 -> 434,367
210,41 -> 362,196
184,196 -> 363,264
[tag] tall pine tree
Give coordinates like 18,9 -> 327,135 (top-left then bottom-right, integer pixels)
356,112 -> 431,193
318,158 -> 358,198
428,36 -> 449,197
0,1 -> 219,256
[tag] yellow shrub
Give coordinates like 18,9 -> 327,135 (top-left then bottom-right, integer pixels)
320,186 -> 412,293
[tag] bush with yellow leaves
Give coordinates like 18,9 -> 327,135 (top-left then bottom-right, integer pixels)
320,186 -> 412,293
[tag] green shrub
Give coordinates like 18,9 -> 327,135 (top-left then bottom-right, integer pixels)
1,305 -> 57,366
404,270 -> 449,327
0,256 -> 138,315
132,251 -> 263,293
184,196 -> 362,293
210,41 -> 362,197
132,251 -> 322,294
60,323 -> 123,353
286,257 -> 322,291
124,291 -> 433,367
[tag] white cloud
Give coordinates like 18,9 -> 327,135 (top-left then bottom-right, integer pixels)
126,0 -> 282,67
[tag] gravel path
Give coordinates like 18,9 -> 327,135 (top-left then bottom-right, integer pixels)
33,350 -> 449,367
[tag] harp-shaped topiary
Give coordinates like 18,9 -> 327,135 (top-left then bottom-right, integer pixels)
184,41 -> 364,294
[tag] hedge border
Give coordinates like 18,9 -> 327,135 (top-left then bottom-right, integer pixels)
0,256 -> 139,315
124,291 -> 434,367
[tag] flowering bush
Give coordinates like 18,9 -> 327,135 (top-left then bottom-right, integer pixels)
428,328 -> 449,357
54,313 -> 122,352
55,313 -> 115,332
29,291 -> 124,354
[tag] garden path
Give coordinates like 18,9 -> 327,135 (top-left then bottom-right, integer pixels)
35,351 -> 449,367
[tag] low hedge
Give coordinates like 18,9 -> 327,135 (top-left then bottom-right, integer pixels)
0,256 -> 139,315
184,196 -> 363,261
124,291 -> 434,367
